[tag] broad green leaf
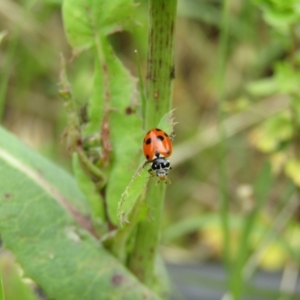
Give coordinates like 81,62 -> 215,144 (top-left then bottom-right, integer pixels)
63,0 -> 136,50
0,126 -> 160,300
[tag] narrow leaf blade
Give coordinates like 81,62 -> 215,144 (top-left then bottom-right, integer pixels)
117,164 -> 149,225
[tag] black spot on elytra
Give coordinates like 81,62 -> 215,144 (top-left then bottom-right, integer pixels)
155,128 -> 162,132
164,132 -> 169,137
145,138 -> 152,145
146,154 -> 150,160
156,135 -> 164,141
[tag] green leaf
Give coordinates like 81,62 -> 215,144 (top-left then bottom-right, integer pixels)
247,62 -> 300,98
84,57 -> 105,135
157,110 -> 177,135
0,127 -> 160,300
63,0 -> 136,50
274,62 -> 300,95
63,0 -> 144,225
253,0 -> 300,29
72,153 -> 105,221
0,253 -> 38,300
0,31 -> 7,45
250,112 -> 293,153
285,159 -> 300,187
117,164 -> 148,225
246,78 -> 279,97
265,9 -> 299,28
92,39 -> 143,225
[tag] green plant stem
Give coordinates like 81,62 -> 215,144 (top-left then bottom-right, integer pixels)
231,163 -> 272,299
135,50 -> 147,126
128,0 -> 177,286
0,276 -> 4,300
216,0 -> 230,267
215,0 -> 233,297
144,1 -> 176,124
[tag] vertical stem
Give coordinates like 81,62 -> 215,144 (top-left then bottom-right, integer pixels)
145,0 -> 176,126
216,0 -> 232,296
128,0 -> 177,286
217,0 -> 230,263
0,275 -> 4,300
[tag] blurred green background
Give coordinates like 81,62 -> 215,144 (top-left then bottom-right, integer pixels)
1,0 -> 300,298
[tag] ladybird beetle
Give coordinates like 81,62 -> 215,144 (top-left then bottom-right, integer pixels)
143,128 -> 173,183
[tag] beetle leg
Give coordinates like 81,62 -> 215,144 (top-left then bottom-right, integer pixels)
143,160 -> 151,168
